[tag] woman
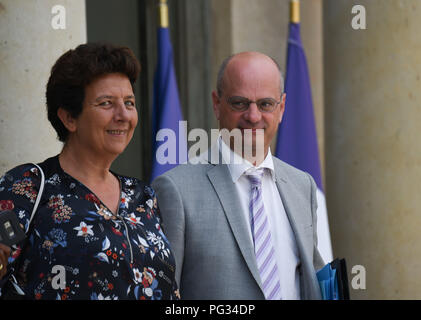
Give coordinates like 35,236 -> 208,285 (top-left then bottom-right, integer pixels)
0,43 -> 179,300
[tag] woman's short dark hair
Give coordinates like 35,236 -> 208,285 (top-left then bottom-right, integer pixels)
46,43 -> 141,142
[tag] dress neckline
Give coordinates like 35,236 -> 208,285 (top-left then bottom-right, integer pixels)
51,154 -> 123,217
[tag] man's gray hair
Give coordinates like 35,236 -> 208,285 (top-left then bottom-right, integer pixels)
216,53 -> 284,97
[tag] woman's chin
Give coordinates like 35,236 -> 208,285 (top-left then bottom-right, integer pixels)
103,143 -> 129,158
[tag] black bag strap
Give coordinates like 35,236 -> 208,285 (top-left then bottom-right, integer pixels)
26,163 -> 45,233
1,163 -> 45,298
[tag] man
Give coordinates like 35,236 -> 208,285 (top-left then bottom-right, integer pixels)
152,51 -> 324,300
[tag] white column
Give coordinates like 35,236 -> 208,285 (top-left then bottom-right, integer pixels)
0,0 -> 86,174
325,0 -> 421,299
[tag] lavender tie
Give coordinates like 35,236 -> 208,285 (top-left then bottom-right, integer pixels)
246,169 -> 282,300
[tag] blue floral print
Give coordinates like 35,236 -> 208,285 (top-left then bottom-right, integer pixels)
0,155 -> 180,300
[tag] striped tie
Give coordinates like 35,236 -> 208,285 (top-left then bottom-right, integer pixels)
246,168 -> 282,300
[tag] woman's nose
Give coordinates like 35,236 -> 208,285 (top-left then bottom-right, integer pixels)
114,100 -> 130,121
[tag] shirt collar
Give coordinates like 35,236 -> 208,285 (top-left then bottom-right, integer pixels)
218,136 -> 275,183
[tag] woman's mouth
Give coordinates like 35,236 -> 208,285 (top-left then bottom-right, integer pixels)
106,130 -> 127,135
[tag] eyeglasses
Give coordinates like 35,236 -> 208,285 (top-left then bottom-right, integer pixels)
225,96 -> 281,113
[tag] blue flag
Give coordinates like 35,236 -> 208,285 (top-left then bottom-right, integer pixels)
151,27 -> 187,181
275,22 -> 333,262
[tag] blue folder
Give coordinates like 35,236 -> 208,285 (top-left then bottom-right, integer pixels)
316,258 -> 349,300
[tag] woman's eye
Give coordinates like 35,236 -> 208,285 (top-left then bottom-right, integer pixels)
125,100 -> 135,107
98,101 -> 112,107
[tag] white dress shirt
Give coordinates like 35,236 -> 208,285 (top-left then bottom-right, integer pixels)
218,137 -> 301,299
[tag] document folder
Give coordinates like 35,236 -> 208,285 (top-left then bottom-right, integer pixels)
316,258 -> 350,300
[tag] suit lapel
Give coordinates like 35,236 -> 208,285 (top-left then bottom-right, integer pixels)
207,165 -> 263,290
273,159 -> 310,246
273,158 -> 314,299
203,148 -> 316,297
274,171 -> 302,242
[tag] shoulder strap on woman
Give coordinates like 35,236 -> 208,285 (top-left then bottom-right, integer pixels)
26,163 -> 45,233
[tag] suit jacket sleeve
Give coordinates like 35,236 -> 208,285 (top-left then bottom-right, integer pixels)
307,172 -> 325,271
151,174 -> 185,286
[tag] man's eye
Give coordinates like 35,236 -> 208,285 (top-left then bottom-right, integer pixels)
232,101 -> 248,107
259,100 -> 274,108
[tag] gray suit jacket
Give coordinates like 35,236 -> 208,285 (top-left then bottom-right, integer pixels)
152,148 -> 324,300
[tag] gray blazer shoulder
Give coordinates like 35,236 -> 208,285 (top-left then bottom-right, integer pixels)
272,157 -> 324,269
272,156 -> 317,193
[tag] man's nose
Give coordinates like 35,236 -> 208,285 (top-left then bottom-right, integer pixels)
243,102 -> 262,123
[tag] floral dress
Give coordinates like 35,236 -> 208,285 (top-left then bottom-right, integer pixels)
0,155 -> 180,300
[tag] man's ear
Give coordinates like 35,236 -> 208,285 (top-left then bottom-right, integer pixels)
57,108 -> 77,133
211,91 -> 221,120
278,93 -> 286,123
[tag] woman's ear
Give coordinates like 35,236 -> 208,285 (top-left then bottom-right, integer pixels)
57,108 -> 77,133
